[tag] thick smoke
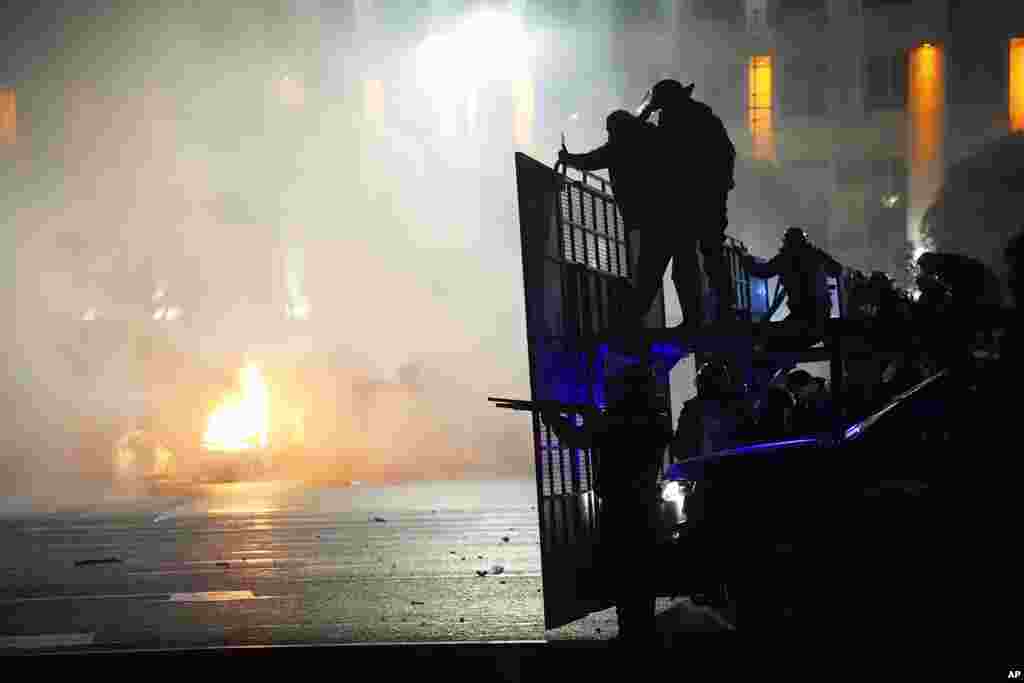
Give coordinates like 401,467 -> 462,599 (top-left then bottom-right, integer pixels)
3,3 -> 869,507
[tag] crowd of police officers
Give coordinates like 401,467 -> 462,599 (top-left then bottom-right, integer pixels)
539,78 -> 1021,642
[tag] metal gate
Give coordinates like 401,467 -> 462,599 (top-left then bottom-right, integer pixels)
513,152 -> 780,629
514,152 -> 674,629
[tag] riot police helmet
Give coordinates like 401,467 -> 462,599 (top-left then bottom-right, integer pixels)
696,359 -> 733,400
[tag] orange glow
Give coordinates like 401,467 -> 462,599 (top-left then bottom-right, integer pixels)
748,55 -> 775,162
1011,38 -> 1024,132
203,365 -> 270,453
908,44 -> 944,251
278,75 -> 305,109
513,75 -> 534,149
0,88 -> 15,145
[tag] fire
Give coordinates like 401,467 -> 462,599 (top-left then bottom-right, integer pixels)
203,364 -> 270,452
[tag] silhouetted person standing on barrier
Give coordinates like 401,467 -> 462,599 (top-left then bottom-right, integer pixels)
630,79 -> 737,329
540,364 -> 672,644
742,228 -> 843,342
559,110 -> 657,236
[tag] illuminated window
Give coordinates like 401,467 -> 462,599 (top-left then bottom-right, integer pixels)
907,43 -> 944,254
0,88 -> 15,145
1011,37 -> 1024,132
748,55 -> 775,162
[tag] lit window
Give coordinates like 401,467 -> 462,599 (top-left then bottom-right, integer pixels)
907,43 -> 944,256
1011,37 -> 1024,132
748,55 -> 775,162
0,88 -> 15,145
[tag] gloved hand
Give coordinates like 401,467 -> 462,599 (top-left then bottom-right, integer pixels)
557,141 -> 570,165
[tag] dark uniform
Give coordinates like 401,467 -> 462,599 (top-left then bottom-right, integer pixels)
635,80 -> 737,327
916,251 -> 1004,376
541,366 -> 672,642
559,110 -> 659,234
743,228 -> 843,350
671,360 -> 752,462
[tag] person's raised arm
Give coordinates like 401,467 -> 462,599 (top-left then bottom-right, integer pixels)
559,142 -> 612,173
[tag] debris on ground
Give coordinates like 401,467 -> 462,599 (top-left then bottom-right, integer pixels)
74,557 -> 122,567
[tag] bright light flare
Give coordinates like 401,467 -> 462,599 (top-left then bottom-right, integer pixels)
415,9 -> 534,140
203,364 -> 271,453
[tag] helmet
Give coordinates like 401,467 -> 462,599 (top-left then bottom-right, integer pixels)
696,360 -> 732,400
784,369 -> 813,394
605,363 -> 657,409
783,227 -> 808,248
605,109 -> 635,136
642,79 -> 695,113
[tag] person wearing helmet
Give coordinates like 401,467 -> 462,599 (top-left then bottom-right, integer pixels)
540,363 -> 672,643
742,227 -> 843,336
624,79 -> 737,329
670,359 -> 753,462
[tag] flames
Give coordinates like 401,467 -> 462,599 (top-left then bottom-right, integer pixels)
203,364 -> 270,452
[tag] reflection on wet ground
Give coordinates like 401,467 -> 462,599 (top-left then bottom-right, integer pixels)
0,479 -> 547,650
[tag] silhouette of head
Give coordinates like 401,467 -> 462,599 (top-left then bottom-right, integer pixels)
605,109 -> 636,138
784,369 -> 814,396
916,251 -> 938,275
649,79 -> 695,110
783,227 -> 809,249
605,363 -> 657,412
696,359 -> 732,400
